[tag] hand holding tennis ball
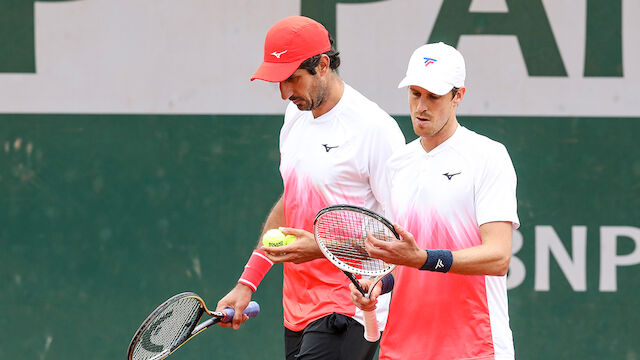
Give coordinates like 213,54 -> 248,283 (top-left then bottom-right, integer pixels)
285,234 -> 297,245
262,229 -> 297,247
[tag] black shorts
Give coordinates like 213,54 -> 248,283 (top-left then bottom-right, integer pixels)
284,313 -> 380,360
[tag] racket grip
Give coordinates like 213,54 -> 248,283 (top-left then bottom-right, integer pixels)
363,310 -> 380,342
221,301 -> 261,322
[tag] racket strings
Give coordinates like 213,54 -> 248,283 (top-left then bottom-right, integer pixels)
131,297 -> 202,360
316,210 -> 394,274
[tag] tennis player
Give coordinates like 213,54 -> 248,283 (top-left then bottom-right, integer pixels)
350,42 -> 519,359
216,16 -> 405,360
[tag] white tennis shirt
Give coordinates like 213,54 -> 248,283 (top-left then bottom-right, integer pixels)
278,83 -> 406,332
380,125 -> 519,360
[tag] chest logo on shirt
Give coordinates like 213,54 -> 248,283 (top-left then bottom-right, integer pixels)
322,144 -> 340,152
443,172 -> 461,180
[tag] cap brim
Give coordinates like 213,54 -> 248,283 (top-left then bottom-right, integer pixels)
250,60 -> 303,82
397,75 -> 453,96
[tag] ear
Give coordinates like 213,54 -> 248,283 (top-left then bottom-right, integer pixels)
317,54 -> 331,76
452,87 -> 466,105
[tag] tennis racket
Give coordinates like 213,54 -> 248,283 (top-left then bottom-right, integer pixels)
127,292 -> 260,360
313,204 -> 399,342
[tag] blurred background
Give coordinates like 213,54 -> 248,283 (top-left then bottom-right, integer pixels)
1,0 -> 639,359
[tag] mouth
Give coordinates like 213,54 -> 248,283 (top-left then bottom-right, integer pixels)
415,115 -> 430,122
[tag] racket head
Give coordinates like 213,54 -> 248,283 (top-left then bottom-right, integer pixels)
127,292 -> 206,360
313,204 -> 399,277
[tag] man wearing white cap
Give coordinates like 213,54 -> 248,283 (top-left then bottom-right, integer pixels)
350,42 -> 519,359
216,16 -> 405,360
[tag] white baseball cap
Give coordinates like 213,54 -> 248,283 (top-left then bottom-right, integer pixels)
397,42 -> 466,95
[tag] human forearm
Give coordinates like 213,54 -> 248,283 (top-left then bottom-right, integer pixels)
449,221 -> 512,276
234,196 -> 284,294
450,245 -> 511,276
366,221 -> 513,276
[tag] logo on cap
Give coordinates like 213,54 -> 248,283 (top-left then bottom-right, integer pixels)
424,57 -> 437,67
271,50 -> 288,59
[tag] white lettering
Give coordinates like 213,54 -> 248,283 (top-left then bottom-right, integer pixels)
599,226 -> 640,292
534,226 -> 587,291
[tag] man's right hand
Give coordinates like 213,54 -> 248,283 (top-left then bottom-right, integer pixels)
215,283 -> 254,329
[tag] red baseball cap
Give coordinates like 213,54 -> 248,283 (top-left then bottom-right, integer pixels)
251,16 -> 331,82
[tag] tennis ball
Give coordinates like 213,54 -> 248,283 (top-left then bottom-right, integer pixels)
285,234 -> 297,245
262,229 -> 286,247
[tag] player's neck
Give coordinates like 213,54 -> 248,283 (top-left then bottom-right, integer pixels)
312,75 -> 344,118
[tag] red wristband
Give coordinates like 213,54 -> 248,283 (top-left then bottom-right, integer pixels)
238,250 -> 273,292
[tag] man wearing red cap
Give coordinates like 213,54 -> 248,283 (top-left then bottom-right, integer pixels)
350,42 -> 518,359
216,16 -> 405,359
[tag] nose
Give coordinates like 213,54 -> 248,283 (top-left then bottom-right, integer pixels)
279,82 -> 292,100
416,95 -> 429,113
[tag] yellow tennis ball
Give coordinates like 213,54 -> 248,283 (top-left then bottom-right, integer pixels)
262,229 -> 286,247
285,234 -> 297,245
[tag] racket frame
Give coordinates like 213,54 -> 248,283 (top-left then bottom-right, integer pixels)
127,292 -> 257,360
313,204 -> 400,341
314,204 -> 399,287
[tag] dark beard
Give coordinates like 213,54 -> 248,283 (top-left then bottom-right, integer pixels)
306,79 -> 327,111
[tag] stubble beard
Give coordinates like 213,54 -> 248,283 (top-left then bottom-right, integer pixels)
305,78 -> 327,112
413,112 -> 450,139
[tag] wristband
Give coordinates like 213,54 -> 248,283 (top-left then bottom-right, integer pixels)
420,249 -> 453,273
380,273 -> 395,295
238,250 -> 273,291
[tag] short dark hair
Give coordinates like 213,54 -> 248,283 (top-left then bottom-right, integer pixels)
298,35 -> 340,75
451,87 -> 460,98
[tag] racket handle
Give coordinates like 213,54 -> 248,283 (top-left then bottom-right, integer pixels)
363,310 -> 380,342
221,301 -> 261,322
